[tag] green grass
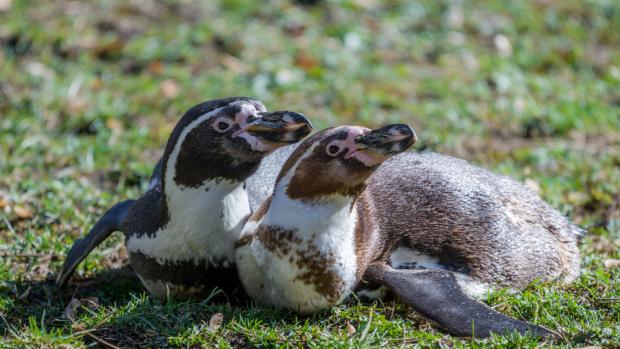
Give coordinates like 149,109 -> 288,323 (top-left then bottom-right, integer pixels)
1,0 -> 619,347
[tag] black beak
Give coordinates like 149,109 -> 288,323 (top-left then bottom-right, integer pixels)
354,124 -> 416,156
246,111 -> 313,145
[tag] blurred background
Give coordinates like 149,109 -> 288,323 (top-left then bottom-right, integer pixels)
0,0 -> 619,347
2,0 -> 618,226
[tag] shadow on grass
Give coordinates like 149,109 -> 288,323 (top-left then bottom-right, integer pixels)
1,266 -> 142,326
1,266 -> 143,346
1,266 -> 277,347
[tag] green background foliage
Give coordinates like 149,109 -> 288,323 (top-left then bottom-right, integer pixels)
0,0 -> 618,347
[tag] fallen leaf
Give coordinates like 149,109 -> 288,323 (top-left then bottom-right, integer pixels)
67,98 -> 88,115
567,191 -> 590,206
209,313 -> 224,331
30,254 -> 52,279
352,0 -> 379,10
0,196 -> 7,209
91,77 -> 104,91
446,5 -> 464,29
148,61 -> 164,74
93,38 -> 124,59
524,178 -> 540,194
220,54 -> 246,74
101,244 -> 128,269
534,0 -> 553,6
604,259 -> 620,269
14,205 -> 33,219
295,53 -> 318,70
160,79 -> 180,99
590,236 -> 618,254
0,0 -> 11,12
106,119 -> 124,134
64,298 -> 81,320
346,321 -> 356,336
284,22 -> 305,37
83,297 -> 99,311
26,62 -> 54,80
493,34 -> 512,57
64,297 -> 100,321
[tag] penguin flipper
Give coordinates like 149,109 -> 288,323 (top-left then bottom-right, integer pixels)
364,264 -> 557,339
56,200 -> 135,287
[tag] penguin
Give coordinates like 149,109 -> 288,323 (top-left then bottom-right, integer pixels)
56,97 -> 312,298
236,124 -> 582,338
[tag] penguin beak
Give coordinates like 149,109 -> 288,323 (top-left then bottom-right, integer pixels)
233,111 -> 313,152
346,124 -> 416,166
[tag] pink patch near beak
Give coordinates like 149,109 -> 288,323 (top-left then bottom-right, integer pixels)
234,131 -> 278,152
229,106 -> 278,153
231,129 -> 244,138
345,150 -> 385,166
340,127 -> 385,166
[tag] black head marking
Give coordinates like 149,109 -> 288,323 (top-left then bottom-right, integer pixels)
161,97 -> 265,190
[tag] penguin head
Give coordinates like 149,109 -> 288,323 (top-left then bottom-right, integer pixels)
164,97 -> 312,188
281,124 -> 416,200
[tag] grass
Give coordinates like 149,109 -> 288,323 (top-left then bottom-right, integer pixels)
1,0 -> 619,347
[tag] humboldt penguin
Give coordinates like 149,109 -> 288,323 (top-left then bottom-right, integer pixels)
236,124 -> 582,338
56,97 -> 312,298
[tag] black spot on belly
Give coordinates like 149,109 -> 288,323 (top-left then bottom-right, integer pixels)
394,262 -> 421,269
129,251 -> 246,301
408,244 -> 472,274
436,248 -> 472,274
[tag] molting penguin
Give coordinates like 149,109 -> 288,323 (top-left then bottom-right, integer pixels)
57,97 -> 312,298
236,124 -> 581,338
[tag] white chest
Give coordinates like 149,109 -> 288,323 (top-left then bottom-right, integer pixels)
126,181 -> 251,265
238,195 -> 359,314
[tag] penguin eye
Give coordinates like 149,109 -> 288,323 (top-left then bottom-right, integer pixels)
326,144 -> 342,157
214,119 -> 233,133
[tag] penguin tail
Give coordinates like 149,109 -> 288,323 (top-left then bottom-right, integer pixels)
56,199 -> 135,288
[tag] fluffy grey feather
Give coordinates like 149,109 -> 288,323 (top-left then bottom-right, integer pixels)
368,151 -> 582,287
245,145 -> 297,211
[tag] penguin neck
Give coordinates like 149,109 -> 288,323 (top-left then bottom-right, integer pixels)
261,173 -> 358,239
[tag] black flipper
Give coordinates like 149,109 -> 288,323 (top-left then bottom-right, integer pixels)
364,264 -> 557,339
148,158 -> 163,190
56,200 -> 135,287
